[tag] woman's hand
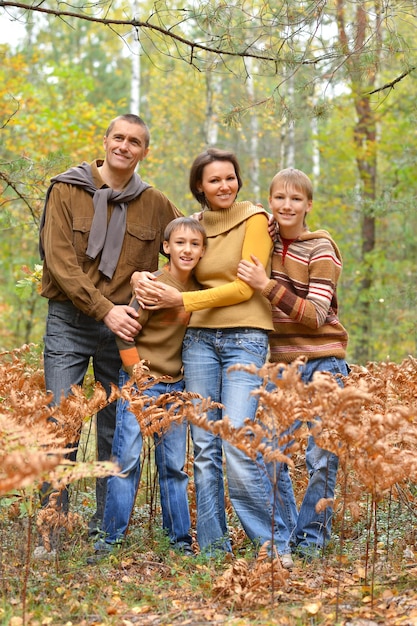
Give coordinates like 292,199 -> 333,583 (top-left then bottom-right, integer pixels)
268,214 -> 277,240
134,280 -> 183,309
237,255 -> 269,291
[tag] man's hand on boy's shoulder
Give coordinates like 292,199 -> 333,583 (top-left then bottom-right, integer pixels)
130,271 -> 157,291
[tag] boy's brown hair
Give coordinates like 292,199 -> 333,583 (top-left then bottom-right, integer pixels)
270,168 -> 313,201
164,216 -> 207,248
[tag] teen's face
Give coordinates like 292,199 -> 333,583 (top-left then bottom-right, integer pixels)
198,160 -> 239,210
163,226 -> 205,275
269,183 -> 312,237
103,119 -> 149,176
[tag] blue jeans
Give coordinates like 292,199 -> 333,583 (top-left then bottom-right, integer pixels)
268,356 -> 350,555
42,300 -> 120,527
99,369 -> 191,546
182,328 -> 289,555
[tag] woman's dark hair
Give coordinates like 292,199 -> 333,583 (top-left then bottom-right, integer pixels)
189,148 -> 243,208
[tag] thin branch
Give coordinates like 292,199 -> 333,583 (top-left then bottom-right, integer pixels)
0,0 -> 321,67
0,0 -> 279,62
0,94 -> 20,129
0,169 -> 39,223
367,67 -> 416,95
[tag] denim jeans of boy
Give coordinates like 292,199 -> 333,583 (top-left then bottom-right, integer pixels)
182,328 -> 289,555
268,356 -> 350,556
99,370 -> 191,547
42,300 -> 120,531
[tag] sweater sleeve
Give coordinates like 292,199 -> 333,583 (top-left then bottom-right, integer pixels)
116,305 -> 151,372
183,213 -> 272,311
262,240 -> 340,329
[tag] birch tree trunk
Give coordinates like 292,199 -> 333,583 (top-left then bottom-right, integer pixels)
130,0 -> 141,114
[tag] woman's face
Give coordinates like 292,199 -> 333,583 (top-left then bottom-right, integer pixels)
198,160 -> 239,210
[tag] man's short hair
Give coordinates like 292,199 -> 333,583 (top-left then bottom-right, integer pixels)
105,114 -> 150,148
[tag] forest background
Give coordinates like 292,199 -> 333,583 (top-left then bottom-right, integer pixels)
1,0 -> 417,366
1,2 -> 417,624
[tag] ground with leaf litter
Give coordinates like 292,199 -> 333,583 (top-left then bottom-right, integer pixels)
1,495 -> 417,626
1,349 -> 417,624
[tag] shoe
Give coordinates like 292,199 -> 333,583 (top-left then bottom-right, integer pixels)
86,544 -> 114,565
88,525 -> 102,539
173,542 -> 195,557
33,546 -> 57,560
280,553 -> 294,570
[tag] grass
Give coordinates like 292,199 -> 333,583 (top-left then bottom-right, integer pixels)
1,447 -> 417,625
2,351 -> 417,624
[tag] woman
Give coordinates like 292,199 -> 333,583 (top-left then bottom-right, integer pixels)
134,148 -> 290,559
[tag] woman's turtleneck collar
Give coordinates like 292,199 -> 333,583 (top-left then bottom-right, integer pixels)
201,201 -> 268,237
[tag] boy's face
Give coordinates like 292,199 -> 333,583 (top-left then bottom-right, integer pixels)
163,226 -> 205,275
269,183 -> 312,237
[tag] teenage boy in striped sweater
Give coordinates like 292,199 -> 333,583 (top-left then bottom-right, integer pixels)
237,168 -> 349,565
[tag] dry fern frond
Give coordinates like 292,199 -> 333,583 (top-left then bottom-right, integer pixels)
230,357 -> 417,507
49,382 -> 111,446
212,543 -> 288,608
36,492 -> 83,551
253,360 -> 310,435
0,346 -> 122,496
119,372 -> 223,439
44,460 -> 121,493
316,497 -> 334,514
0,414 -> 66,495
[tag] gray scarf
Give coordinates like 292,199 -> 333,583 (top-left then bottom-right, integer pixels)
39,161 -> 150,279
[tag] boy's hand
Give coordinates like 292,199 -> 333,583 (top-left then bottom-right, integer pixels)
237,255 -> 269,291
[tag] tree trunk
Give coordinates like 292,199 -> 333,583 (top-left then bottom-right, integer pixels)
335,0 -> 380,363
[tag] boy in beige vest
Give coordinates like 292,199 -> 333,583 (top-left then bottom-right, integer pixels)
89,217 -> 206,561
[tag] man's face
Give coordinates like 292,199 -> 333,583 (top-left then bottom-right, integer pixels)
103,119 -> 149,176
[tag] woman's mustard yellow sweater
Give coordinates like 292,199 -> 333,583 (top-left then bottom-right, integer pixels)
183,201 -> 274,331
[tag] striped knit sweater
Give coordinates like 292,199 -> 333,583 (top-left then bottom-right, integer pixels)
261,229 -> 348,363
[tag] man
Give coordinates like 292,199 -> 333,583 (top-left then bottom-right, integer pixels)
39,114 -> 181,546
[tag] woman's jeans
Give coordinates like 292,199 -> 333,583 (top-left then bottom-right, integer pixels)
268,356 -> 350,556
99,369 -> 192,547
42,300 -> 121,531
182,327 -> 289,555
